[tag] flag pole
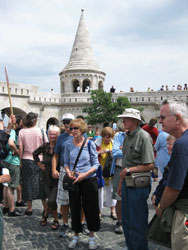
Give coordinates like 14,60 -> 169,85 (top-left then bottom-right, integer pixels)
5,66 -> 14,115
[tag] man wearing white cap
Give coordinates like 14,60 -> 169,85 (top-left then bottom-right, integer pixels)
52,113 -> 75,237
117,108 -> 154,250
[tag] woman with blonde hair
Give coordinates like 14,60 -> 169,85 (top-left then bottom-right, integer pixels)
64,119 -> 100,249
95,126 -> 117,220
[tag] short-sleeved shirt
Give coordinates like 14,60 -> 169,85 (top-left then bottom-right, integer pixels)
4,129 -> 20,166
166,129 -> 188,199
18,127 -> 48,160
54,132 -> 73,166
64,139 -> 99,178
122,126 -> 154,169
100,140 -> 113,169
154,131 -> 170,175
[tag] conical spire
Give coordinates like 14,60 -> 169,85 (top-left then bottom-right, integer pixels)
63,10 -> 103,72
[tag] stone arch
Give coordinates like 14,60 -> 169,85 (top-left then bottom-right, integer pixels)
1,107 -> 27,119
46,117 -> 59,131
83,79 -> 91,92
72,79 -> 80,92
98,81 -> 103,90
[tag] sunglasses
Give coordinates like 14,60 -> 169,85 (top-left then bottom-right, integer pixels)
159,114 -> 175,120
63,120 -> 70,125
70,127 -> 79,131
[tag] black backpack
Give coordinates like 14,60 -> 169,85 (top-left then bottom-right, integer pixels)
0,131 -> 10,160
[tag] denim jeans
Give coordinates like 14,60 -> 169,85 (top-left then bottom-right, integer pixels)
121,180 -> 150,250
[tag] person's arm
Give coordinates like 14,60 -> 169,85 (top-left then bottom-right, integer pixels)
74,167 -> 96,183
120,163 -> 154,178
52,153 -> 59,179
18,144 -> 23,168
33,144 -> 46,171
8,138 -> 19,155
154,135 -> 160,151
117,176 -> 124,196
6,114 -> 16,134
0,175 -> 11,183
155,186 -> 180,217
74,141 -> 99,183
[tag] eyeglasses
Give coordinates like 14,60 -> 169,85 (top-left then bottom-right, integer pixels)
70,127 -> 79,131
159,114 -> 175,120
63,120 -> 70,125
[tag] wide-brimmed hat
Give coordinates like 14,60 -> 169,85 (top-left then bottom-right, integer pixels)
117,108 -> 142,121
61,113 -> 75,121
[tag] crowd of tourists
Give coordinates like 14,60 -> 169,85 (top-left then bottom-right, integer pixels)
0,98 -> 188,250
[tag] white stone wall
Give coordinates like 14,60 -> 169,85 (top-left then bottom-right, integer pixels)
1,81 -> 188,127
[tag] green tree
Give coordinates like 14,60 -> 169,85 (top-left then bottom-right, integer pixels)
83,89 -> 131,125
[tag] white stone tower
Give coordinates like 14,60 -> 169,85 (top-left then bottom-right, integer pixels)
59,10 -> 106,94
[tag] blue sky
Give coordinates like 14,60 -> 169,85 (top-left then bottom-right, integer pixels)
1,0 -> 188,93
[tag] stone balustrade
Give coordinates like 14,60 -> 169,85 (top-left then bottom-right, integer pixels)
1,81 -> 188,106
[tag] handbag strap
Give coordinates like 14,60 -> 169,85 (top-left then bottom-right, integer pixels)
72,137 -> 87,171
41,128 -> 45,144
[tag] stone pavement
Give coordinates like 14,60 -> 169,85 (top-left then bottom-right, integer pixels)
3,182 -> 170,250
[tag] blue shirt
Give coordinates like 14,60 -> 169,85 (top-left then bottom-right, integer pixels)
64,139 -> 99,178
112,132 -> 125,158
167,129 -> 188,198
154,131 -> 170,175
54,132 -> 73,166
111,132 -> 125,175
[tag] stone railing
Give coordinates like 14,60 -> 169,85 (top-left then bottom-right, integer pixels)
1,81 -> 188,105
112,90 -> 188,104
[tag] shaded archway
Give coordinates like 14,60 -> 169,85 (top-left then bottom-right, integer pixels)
1,107 -> 26,119
83,79 -> 90,92
72,80 -> 80,92
46,117 -> 59,131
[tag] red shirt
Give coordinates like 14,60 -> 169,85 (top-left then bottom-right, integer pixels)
142,125 -> 159,145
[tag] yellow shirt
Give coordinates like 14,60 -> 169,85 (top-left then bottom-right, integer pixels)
100,140 -> 113,185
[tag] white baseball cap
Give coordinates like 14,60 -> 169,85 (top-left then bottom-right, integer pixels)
61,113 -> 75,121
117,108 -> 142,121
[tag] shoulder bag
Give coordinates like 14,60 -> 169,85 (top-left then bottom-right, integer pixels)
88,140 -> 105,188
102,153 -> 113,178
63,137 -> 87,192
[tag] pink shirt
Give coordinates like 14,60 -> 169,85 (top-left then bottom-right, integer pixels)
18,127 -> 48,160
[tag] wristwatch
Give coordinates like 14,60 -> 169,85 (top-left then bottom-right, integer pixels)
126,168 -> 131,176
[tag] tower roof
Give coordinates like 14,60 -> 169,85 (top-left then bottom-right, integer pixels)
61,10 -> 105,74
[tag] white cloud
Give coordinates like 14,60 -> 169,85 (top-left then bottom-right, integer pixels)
0,0 -> 188,94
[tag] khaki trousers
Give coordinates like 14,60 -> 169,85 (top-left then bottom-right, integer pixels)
171,210 -> 188,250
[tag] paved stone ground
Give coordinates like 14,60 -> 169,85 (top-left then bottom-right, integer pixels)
3,182 -> 171,250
